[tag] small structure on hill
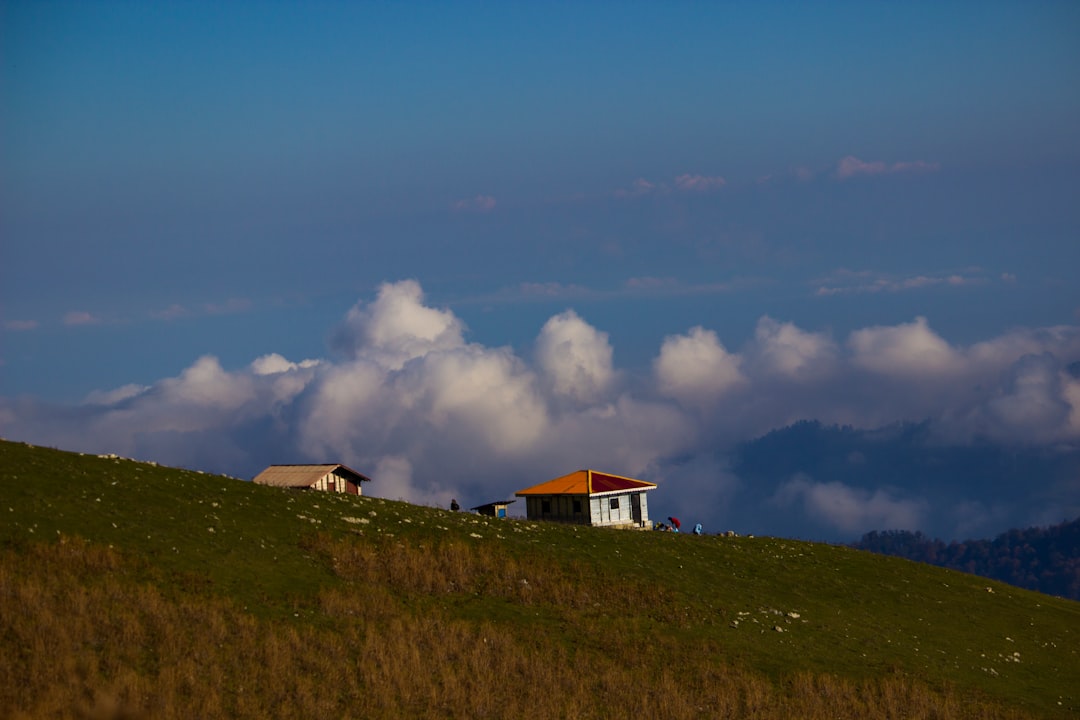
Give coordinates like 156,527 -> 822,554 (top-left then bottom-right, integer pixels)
252,464 -> 371,495
471,499 -> 515,518
515,469 -> 656,529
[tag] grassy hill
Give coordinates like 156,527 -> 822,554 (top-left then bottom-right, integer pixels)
2,438 -> 1078,719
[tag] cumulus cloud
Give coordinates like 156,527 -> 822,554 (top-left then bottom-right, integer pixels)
3,279 -> 1079,542
773,474 -> 926,534
746,316 -> 838,379
159,355 -> 257,410
970,353 -> 1073,443
296,360 -> 389,462
371,455 -> 446,505
535,310 -> 615,405
331,280 -> 466,368
835,155 -> 940,180
654,326 -> 745,408
1066,374 -> 1080,438
395,344 -> 547,455
849,316 -> 963,378
4,319 -> 39,331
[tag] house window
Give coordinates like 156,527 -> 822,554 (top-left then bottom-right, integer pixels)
541,499 -> 551,514
572,499 -> 582,513
609,498 -> 619,510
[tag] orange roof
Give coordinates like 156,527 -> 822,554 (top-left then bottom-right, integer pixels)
515,469 -> 656,497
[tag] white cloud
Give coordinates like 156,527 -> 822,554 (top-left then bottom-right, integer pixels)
967,325 -> 1080,369
1065,375 -> 1080,437
297,360 -> 389,462
539,395 -> 694,478
159,355 -> 257,410
535,310 -> 615,405
332,280 -> 465,368
654,326 -> 745,408
250,353 -> 320,376
972,353 -> 1073,443
371,455 -> 451,505
395,344 -> 547,455
773,474 -> 925,534
848,317 -> 962,377
83,384 -> 148,406
747,316 -> 838,379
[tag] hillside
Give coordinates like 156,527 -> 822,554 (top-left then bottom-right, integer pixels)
853,521 -> 1080,601
2,439 -> 1079,719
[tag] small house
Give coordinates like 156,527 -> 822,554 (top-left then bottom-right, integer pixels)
252,464 -> 371,495
471,500 -> 516,518
515,469 -> 656,529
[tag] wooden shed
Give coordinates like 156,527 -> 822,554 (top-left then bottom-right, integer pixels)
471,500 -> 516,518
515,469 -> 656,529
252,464 -> 371,495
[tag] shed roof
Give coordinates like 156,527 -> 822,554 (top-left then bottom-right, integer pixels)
252,464 -> 372,488
470,500 -> 516,512
515,469 -> 656,497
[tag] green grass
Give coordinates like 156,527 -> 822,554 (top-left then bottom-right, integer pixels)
2,438 -> 1078,718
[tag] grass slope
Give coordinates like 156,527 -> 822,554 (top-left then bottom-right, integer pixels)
2,439 -> 1078,718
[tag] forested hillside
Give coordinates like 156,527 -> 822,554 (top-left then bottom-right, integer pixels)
853,518 -> 1080,600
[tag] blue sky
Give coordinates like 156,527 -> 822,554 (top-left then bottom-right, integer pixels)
3,2 -> 1079,540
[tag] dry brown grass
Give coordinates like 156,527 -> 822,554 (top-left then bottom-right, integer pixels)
0,536 -> 1035,719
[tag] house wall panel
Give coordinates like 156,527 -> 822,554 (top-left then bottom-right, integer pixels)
526,490 -> 652,528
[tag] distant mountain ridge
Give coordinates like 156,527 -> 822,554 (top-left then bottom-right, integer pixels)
728,420 -> 1080,542
852,517 -> 1080,600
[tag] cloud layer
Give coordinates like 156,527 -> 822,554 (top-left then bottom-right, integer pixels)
835,155 -> 940,180
3,280 -> 1078,541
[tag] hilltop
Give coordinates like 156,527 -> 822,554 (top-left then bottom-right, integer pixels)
1,439 -> 1078,719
